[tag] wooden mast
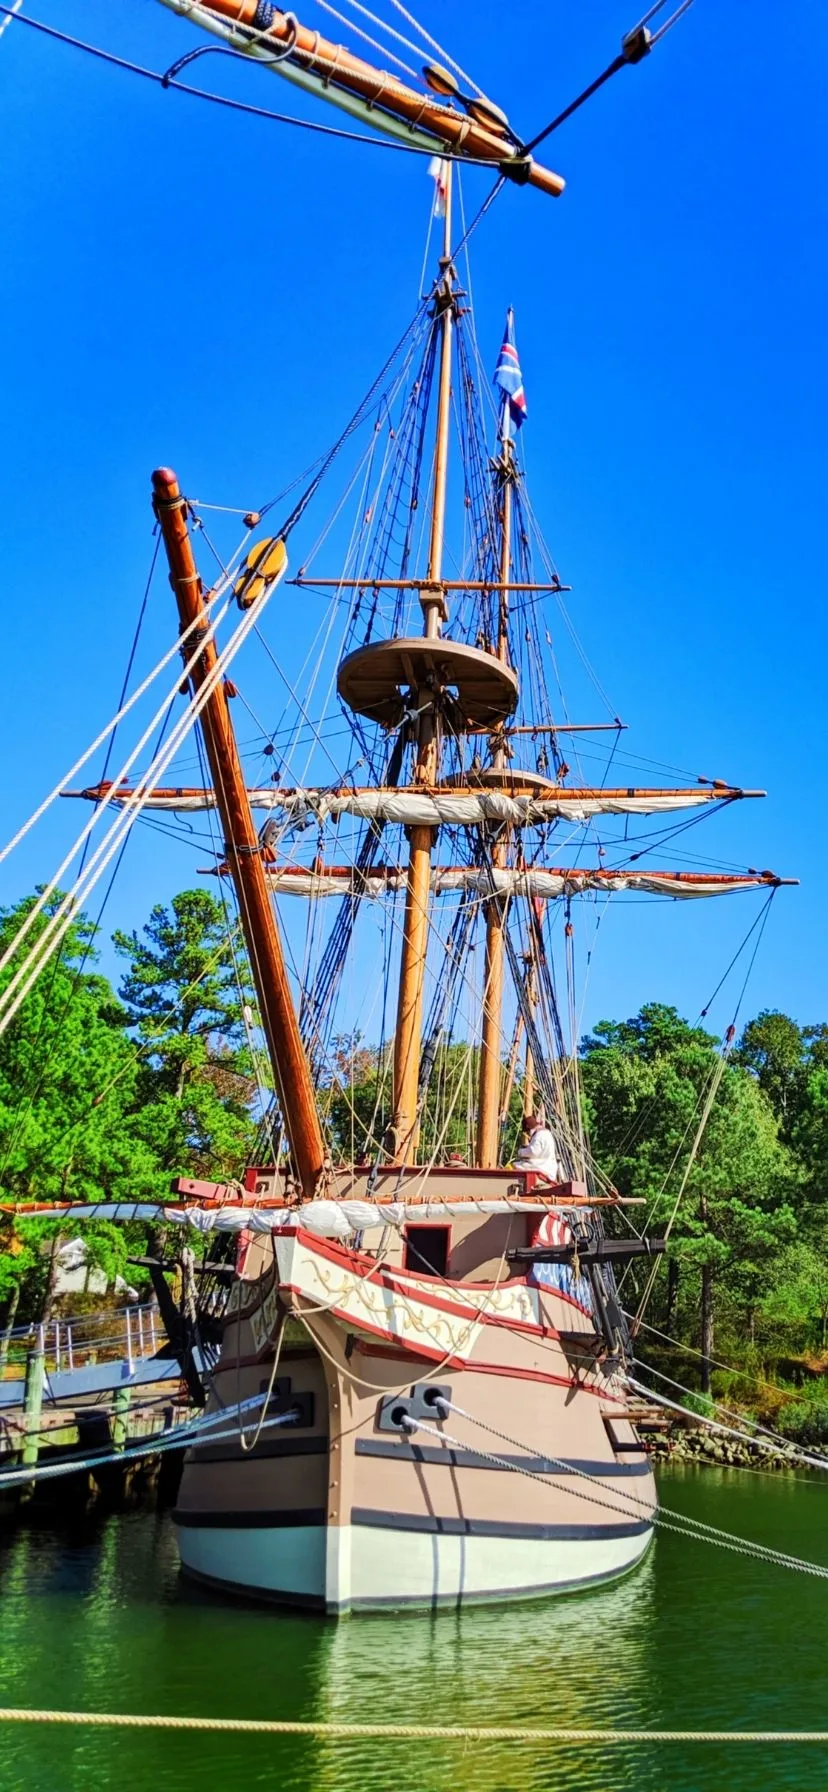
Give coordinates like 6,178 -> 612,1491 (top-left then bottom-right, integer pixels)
523,956 -> 537,1117
388,168 -> 455,1164
151,468 -> 327,1198
476,423 -> 516,1166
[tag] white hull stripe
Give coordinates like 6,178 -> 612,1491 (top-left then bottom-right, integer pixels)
176,1520 -> 653,1609
176,1506 -> 651,1541
351,1508 -> 652,1540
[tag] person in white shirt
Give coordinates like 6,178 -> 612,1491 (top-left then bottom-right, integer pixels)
514,1113 -> 561,1182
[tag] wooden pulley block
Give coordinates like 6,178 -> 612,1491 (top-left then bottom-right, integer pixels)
422,62 -> 461,99
233,537 -> 287,610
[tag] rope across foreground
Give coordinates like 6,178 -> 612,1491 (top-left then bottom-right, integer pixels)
0,1709 -> 826,1744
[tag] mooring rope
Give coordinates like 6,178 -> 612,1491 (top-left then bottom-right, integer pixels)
412,1404 -> 828,1582
0,1397 -> 297,1492
0,1709 -> 824,1744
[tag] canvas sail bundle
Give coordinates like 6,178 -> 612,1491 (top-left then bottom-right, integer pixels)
70,783 -> 761,823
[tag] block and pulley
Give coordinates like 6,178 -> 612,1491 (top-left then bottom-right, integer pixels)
232,538 -> 287,610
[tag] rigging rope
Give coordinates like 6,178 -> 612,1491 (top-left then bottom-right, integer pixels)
0,1395 -> 297,1492
632,1037 -> 732,1327
419,1401 -> 828,1581
267,307 -> 433,541
0,0 -> 22,44
0,546 -> 208,872
192,727 -> 278,1156
629,1368 -> 828,1475
0,574 -> 235,984
0,539 -> 170,1193
384,0 -> 485,97
0,6 -> 481,158
0,559 -> 281,1040
299,735 -> 406,1076
0,596 -> 233,1033
0,1709 -> 826,1743
521,1 -> 696,156
632,1313 -> 822,1414
306,0 -> 420,80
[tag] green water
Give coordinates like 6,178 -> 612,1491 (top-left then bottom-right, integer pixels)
0,1467 -> 826,1791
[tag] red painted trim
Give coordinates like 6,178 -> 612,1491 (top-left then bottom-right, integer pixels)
283,1284 -> 466,1366
354,1342 -> 627,1403
536,1284 -> 594,1320
348,1225 -> 594,1322
461,1361 -> 626,1402
282,1231 -> 556,1339
280,1282 -> 609,1397
218,1323 -> 626,1408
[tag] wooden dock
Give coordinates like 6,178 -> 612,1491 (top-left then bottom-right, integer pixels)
0,1304 -> 196,1511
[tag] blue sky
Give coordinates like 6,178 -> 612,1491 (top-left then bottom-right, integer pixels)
0,0 -> 825,1044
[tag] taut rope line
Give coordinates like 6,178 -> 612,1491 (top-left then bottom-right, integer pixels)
0,1709 -> 825,1744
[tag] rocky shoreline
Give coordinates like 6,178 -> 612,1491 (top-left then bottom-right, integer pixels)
647,1419 -> 828,1472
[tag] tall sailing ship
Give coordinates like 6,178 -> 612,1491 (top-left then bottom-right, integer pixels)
2,0 -> 792,1610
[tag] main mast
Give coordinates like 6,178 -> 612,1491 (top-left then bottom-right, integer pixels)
476,405 -> 516,1166
388,166 -> 456,1163
152,470 -> 327,1197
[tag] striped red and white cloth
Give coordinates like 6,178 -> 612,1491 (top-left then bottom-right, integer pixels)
529,1211 -> 592,1309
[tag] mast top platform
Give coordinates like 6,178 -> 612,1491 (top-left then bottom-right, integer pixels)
440,767 -> 562,795
337,637 -> 518,731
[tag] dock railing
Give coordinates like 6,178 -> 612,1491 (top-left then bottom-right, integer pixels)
0,1304 -> 166,1378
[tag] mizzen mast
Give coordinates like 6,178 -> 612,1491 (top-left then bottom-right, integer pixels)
475,404 -> 516,1167
151,469 -> 327,1197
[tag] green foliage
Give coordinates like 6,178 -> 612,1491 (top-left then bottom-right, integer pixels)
735,1009 -> 809,1129
113,889 -> 261,1182
581,1002 -> 799,1381
321,1033 -> 526,1165
775,1395 -> 828,1446
682,1391 -> 716,1419
758,1234 -> 828,1348
0,893 -> 160,1211
0,887 -> 261,1320
791,1071 -> 828,1204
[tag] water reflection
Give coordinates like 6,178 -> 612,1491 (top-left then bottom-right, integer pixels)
310,1556 -> 657,1791
0,1474 -> 826,1792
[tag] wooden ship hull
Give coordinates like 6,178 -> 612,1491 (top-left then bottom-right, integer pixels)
173,1179 -> 657,1610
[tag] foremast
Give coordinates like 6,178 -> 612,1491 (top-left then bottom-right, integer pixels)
151,469 -> 327,1198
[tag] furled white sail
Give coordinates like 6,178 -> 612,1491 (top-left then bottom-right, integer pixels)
68,784 -> 759,823
261,789 -> 748,826
262,866 -> 782,900
6,1199 -> 596,1231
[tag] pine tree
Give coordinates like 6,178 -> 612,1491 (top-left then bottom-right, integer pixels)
113,889 -> 261,1182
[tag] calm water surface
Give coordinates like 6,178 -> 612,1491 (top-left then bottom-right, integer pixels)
0,1467 -> 826,1791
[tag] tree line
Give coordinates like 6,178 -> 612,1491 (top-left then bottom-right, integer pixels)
0,888 -> 259,1328
0,887 -> 826,1431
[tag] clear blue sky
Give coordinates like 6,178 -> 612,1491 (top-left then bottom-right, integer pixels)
0,0 -> 825,1041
